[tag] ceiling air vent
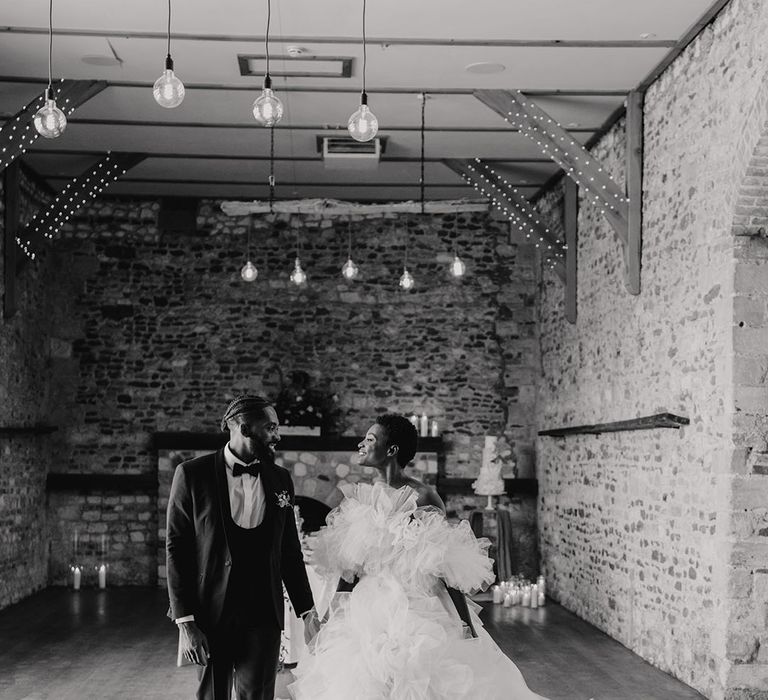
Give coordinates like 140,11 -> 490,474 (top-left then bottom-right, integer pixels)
319,136 -> 383,170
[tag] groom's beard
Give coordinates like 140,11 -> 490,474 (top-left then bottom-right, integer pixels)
253,439 -> 276,467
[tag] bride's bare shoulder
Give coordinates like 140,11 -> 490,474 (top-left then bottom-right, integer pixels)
408,479 -> 446,513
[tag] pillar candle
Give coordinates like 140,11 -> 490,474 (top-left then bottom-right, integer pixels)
521,586 -> 531,607
537,575 -> 546,599
419,413 -> 429,437
538,589 -> 546,607
409,415 -> 419,429
530,584 -> 539,608
503,593 -> 513,608
98,564 -> 107,589
430,419 -> 439,437
492,585 -> 503,604
73,566 -> 81,591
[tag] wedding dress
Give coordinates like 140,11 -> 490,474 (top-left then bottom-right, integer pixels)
289,482 -> 548,700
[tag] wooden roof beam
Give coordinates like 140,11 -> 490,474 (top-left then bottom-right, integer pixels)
475,88 -> 642,294
16,151 -> 145,265
0,79 -> 107,177
443,157 -> 565,283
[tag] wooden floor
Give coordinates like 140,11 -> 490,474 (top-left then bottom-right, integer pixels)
0,588 -> 705,700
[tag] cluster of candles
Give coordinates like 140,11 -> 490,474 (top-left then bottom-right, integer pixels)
71,531 -> 108,591
492,575 -> 546,608
408,414 -> 440,438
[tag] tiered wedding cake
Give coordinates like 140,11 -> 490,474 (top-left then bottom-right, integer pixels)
472,436 -> 506,509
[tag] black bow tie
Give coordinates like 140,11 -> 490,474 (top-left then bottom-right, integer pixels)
232,461 -> 262,478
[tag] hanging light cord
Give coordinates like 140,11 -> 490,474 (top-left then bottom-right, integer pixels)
166,0 -> 172,58
46,0 -> 53,90
420,93 -> 426,215
265,0 -> 272,81
246,216 -> 252,260
268,125 -> 276,213
348,218 -> 353,258
361,0 -> 367,99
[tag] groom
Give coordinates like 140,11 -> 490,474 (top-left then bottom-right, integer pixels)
166,395 -> 317,699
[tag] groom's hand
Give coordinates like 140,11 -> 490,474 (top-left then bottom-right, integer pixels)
179,621 -> 210,665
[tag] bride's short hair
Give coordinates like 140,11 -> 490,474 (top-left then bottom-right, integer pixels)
376,413 -> 418,467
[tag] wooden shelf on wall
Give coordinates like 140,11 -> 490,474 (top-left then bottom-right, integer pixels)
0,425 -> 58,436
46,472 -> 157,493
437,477 -> 538,498
152,431 -> 443,454
538,412 -> 689,438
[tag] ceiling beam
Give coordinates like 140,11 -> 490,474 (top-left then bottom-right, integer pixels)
443,157 -> 565,282
0,79 -> 106,176
16,152 -> 145,264
0,77 -> 629,97
42,176 -> 494,188
25,118 -> 596,134
0,26 -> 676,49
27,150 -> 554,164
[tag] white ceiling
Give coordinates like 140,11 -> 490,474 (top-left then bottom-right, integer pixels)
0,0 -> 724,202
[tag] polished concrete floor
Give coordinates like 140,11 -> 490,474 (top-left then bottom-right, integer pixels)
0,588 -> 705,700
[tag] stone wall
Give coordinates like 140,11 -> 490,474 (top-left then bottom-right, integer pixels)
43,202 -> 540,586
533,1 -> 768,698
0,166 -> 55,608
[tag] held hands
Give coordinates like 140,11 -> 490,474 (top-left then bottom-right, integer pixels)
179,621 -> 210,665
302,608 -> 322,645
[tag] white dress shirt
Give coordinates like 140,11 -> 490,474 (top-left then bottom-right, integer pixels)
223,443 -> 267,529
174,443 -> 266,625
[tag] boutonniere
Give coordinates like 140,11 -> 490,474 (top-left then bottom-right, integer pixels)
276,490 -> 291,508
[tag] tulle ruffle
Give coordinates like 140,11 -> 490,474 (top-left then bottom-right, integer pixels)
289,573 -> 536,700
309,482 -> 494,595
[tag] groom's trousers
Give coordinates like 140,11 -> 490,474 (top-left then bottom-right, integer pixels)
196,620 -> 282,700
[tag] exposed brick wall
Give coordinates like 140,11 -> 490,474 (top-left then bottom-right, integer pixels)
0,167 -> 55,608
43,203 -> 539,586
533,1 -> 768,698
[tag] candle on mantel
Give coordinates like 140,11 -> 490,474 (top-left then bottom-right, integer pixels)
521,586 -> 531,607
419,413 -> 429,438
530,584 -> 539,608
502,592 -> 513,608
430,419 -> 439,438
409,415 -> 419,430
98,564 -> 107,589
537,575 -> 546,606
72,565 -> 82,591
492,585 -> 503,604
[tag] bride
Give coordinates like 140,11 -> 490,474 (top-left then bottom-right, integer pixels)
289,413 -> 548,700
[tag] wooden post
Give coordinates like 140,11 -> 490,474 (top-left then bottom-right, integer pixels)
3,161 -> 20,319
564,178 -> 578,324
625,90 -> 644,295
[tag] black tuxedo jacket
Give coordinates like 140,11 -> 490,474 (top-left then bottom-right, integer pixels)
165,448 -> 314,631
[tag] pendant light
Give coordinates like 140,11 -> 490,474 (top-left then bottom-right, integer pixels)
347,0 -> 378,142
253,0 -> 284,126
289,158 -> 306,286
398,219 -> 414,290
341,218 -> 359,280
240,216 -> 258,282
33,0 -> 67,139
153,0 -> 185,108
450,252 -> 466,278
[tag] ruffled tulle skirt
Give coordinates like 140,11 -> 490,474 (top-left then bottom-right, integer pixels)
289,574 -> 546,700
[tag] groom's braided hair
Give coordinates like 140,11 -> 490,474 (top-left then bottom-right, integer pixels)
376,413 -> 418,467
221,395 -> 272,431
